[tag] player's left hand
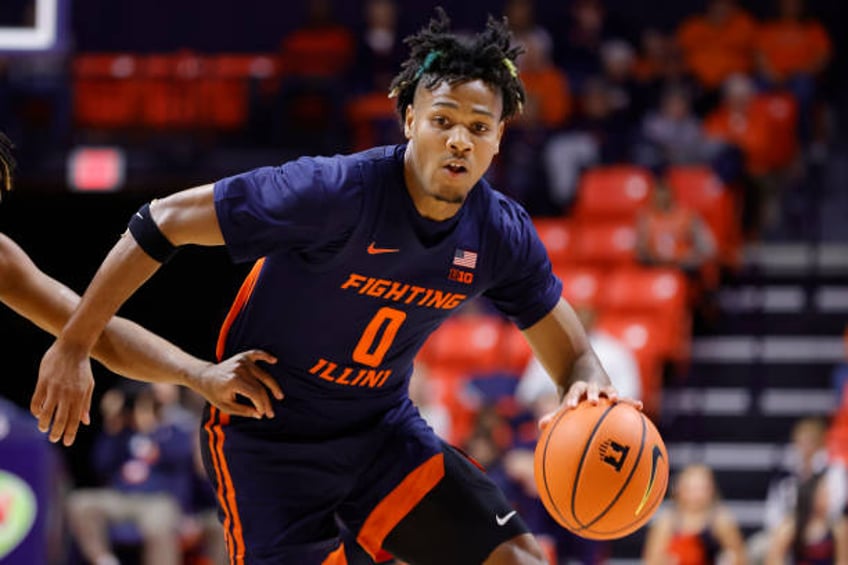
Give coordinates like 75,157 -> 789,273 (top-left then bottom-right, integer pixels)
538,380 -> 643,430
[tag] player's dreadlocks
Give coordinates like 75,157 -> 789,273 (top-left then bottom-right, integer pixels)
389,7 -> 526,122
0,132 -> 16,201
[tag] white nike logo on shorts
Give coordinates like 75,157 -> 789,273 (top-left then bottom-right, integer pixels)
496,510 -> 517,526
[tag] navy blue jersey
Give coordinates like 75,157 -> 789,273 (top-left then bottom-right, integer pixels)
213,144 -> 561,436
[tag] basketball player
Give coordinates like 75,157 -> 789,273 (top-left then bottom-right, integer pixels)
0,133 -> 281,445
38,10 -> 635,564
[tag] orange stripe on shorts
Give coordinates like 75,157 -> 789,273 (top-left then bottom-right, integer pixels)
206,407 -> 246,564
321,542 -> 348,565
356,452 -> 445,560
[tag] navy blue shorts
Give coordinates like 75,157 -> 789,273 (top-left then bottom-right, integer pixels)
200,398 -> 529,564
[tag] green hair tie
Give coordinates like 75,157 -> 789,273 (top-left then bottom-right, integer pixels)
413,50 -> 442,81
502,58 -> 518,79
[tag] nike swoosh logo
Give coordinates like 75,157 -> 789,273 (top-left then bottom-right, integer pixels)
135,212 -> 143,219
496,510 -> 517,526
367,242 -> 399,255
635,445 -> 664,516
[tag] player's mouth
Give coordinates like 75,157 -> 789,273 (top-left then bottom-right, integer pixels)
442,160 -> 468,177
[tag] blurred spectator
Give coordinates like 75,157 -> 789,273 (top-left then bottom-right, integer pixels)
635,177 -> 717,282
504,0 -> 554,65
518,305 -> 642,407
543,77 -> 633,209
279,0 -> 355,79
515,31 -> 572,130
755,0 -> 832,143
351,0 -> 404,94
66,383 -> 194,565
643,464 -> 746,565
764,472 -> 848,565
274,0 -> 354,153
749,418 -> 847,563
552,0 -> 631,90
676,0 -> 757,104
636,86 -> 719,168
600,39 -> 649,125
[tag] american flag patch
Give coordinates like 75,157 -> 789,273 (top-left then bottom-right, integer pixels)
453,249 -> 478,269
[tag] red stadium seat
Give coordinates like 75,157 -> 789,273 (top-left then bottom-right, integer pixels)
599,267 -> 691,361
141,51 -> 205,129
572,222 -> 638,267
573,165 -> 654,222
417,315 -> 505,378
200,54 -> 278,130
665,165 -> 742,269
73,53 -> 143,128
533,217 -> 576,271
595,312 -> 666,416
554,265 -> 605,309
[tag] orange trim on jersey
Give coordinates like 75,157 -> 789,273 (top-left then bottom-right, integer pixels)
321,543 -> 348,565
216,258 -> 265,361
206,406 -> 246,564
356,453 -> 445,560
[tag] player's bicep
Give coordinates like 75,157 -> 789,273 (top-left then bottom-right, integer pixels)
150,184 -> 224,247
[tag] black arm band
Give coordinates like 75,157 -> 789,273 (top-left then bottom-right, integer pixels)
127,202 -> 178,263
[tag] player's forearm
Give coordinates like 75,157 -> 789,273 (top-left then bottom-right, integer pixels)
522,298 -> 611,395
58,233 -> 162,353
94,317 -> 209,390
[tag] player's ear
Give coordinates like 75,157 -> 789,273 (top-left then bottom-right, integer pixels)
404,105 -> 415,140
493,120 -> 505,154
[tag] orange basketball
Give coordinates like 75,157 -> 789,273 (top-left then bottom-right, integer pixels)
534,399 -> 668,540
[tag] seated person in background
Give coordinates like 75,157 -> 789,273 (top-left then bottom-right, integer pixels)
675,0 -> 757,100
749,417 -> 847,563
635,177 -> 717,286
755,0 -> 831,142
643,464 -> 747,565
66,383 -> 194,565
765,472 -> 848,565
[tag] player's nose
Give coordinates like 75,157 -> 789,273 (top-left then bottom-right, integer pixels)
446,125 -> 472,154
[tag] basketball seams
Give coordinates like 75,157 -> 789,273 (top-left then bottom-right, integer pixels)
539,404 -> 581,531
569,403 -> 617,529
574,406 -> 647,532
582,413 -> 669,538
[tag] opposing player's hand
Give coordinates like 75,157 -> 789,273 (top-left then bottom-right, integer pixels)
190,350 -> 283,419
32,339 -> 95,446
538,380 -> 643,430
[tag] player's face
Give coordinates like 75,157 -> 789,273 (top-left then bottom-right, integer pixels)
403,79 -> 505,214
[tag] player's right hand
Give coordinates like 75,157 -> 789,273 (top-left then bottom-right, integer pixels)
190,350 -> 283,419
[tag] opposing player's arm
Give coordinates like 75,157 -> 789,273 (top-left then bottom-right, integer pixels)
35,183 -> 282,445
521,297 -> 611,405
0,233 -> 280,440
641,510 -> 674,565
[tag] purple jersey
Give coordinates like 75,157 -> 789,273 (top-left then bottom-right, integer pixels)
213,144 -> 561,436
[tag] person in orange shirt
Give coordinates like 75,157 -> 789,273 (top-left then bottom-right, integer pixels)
703,74 -> 773,177
514,32 -> 572,130
676,0 -> 758,98
755,0 -> 831,142
635,176 -> 717,285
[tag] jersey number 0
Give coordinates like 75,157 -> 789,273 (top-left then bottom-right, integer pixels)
352,307 -> 407,367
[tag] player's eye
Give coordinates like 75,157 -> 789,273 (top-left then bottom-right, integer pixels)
431,115 -> 449,127
473,123 -> 490,134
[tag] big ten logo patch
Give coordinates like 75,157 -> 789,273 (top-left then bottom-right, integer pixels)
599,439 -> 630,472
447,268 -> 473,285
